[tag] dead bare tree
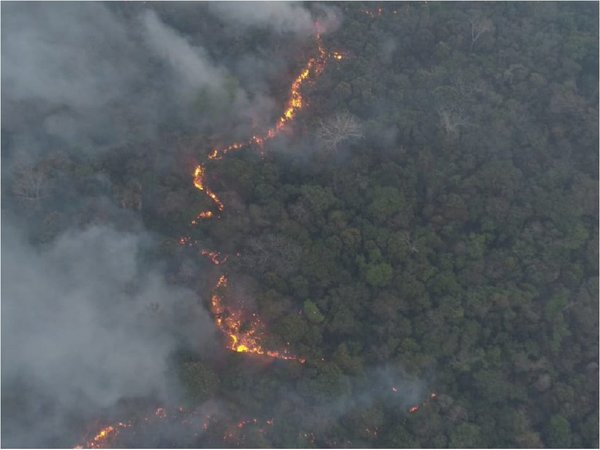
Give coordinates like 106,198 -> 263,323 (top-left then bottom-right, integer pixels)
316,112 -> 364,151
438,107 -> 469,138
12,162 -> 48,208
403,231 -> 419,254
470,16 -> 494,51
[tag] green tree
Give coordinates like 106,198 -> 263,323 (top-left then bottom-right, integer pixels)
303,300 -> 325,323
546,415 -> 572,448
364,262 -> 393,287
179,362 -> 219,406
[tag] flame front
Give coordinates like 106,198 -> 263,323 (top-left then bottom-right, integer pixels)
185,31 -> 344,363
210,275 -> 303,362
192,165 -> 224,214
76,19 -> 437,449
207,33 -> 339,161
201,250 -> 228,265
77,422 -> 132,448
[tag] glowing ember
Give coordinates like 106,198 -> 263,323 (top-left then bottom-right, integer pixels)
209,275 -> 303,362
178,236 -> 194,247
187,31 -> 346,363
76,407 -> 218,448
192,165 -> 224,212
216,274 -> 228,288
201,250 -> 228,265
77,422 -> 132,448
362,7 -> 384,17
206,33 -> 342,161
192,211 -> 213,224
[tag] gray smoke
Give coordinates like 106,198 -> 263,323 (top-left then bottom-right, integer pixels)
1,223 -> 215,446
207,2 -> 315,35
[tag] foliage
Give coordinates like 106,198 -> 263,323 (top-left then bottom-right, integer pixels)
9,2 -> 598,448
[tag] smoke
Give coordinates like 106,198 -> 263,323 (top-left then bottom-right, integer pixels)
140,9 -> 226,97
1,223 -> 215,447
1,2 -> 420,447
0,2 -> 292,165
207,2 -> 315,35
2,2 -> 152,158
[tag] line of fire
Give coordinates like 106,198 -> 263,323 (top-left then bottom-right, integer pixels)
76,21 -> 436,449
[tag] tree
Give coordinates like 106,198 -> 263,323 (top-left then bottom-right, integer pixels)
316,112 -> 364,151
11,161 -> 48,208
469,16 -> 494,50
364,262 -> 393,287
545,415 -> 572,448
179,362 -> 219,405
449,423 -> 482,448
303,300 -> 325,324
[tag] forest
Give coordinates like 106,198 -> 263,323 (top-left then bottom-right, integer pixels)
2,2 -> 598,448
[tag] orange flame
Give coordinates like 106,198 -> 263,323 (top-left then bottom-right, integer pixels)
76,407 -> 218,448
77,422 -> 132,448
209,275 -> 303,362
201,249 -> 228,265
192,165 -> 224,213
207,33 -> 340,161
192,211 -> 213,224
178,236 -> 193,246
188,32 -> 341,363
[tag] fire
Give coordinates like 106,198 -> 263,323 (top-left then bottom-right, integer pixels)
192,164 -> 224,212
362,7 -> 384,17
192,211 -> 213,224
209,275 -> 303,362
76,407 -> 217,448
178,236 -> 194,246
193,165 -> 205,190
206,32 -> 342,161
391,387 -> 438,415
77,422 -> 132,448
221,416 -> 276,446
79,25 -> 432,447
216,274 -> 228,288
201,250 -> 228,265
187,33 -> 341,364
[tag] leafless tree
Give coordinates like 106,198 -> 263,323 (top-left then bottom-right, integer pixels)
12,162 -> 48,208
116,180 -> 143,211
470,16 -> 494,51
316,112 -> 364,151
438,107 -> 469,138
403,231 -> 419,254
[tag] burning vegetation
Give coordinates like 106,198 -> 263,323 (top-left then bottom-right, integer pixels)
206,32 -> 343,161
75,16 -> 437,449
185,28 -> 348,364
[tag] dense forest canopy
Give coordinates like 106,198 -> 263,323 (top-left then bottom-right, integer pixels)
2,2 -> 598,448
